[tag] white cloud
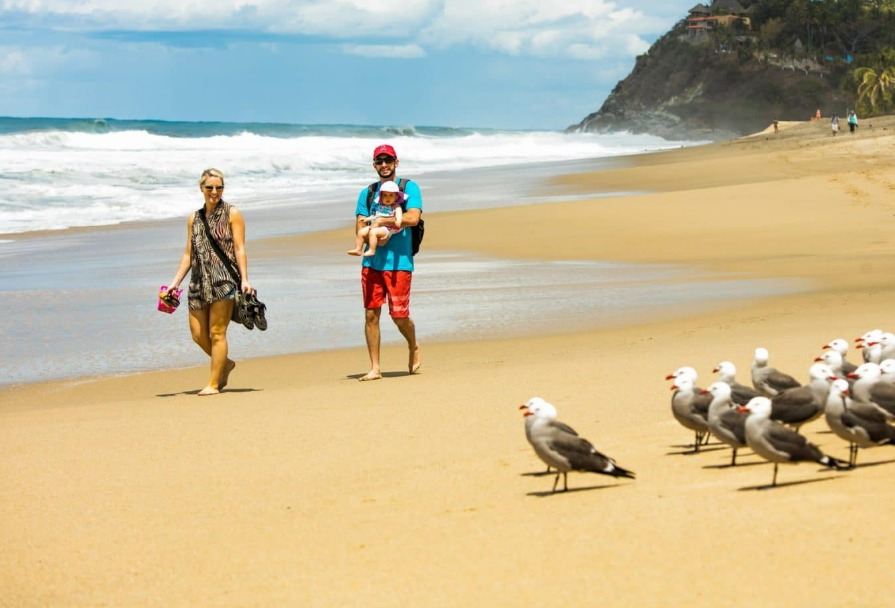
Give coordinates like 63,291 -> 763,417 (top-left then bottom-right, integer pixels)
0,44 -> 97,76
1,0 -> 690,59
417,0 -> 667,60
0,48 -> 30,74
341,43 -> 426,58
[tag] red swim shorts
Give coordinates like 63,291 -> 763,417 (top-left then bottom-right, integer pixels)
361,267 -> 412,318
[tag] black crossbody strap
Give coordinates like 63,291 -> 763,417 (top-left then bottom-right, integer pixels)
198,207 -> 241,285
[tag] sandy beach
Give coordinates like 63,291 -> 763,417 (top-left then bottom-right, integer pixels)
4,117 -> 895,607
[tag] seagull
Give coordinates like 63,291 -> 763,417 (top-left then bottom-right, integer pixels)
847,362 -> 895,418
877,332 -> 895,362
523,399 -> 635,493
814,350 -> 849,381
822,338 -> 858,375
856,329 -> 883,363
713,360 -> 761,405
751,347 -> 801,397
702,381 -> 748,466
824,378 -> 895,467
879,359 -> 895,384
738,396 -> 847,487
665,366 -> 698,383
769,362 -> 837,430
520,397 -> 578,473
670,375 -> 712,452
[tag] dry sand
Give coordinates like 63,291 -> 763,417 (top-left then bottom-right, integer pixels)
4,118 -> 895,607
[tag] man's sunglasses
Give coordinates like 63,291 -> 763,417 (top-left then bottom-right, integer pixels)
373,157 -> 396,165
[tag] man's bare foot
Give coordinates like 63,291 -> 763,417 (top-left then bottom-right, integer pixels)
409,344 -> 421,374
359,370 -> 382,382
220,360 -> 236,390
198,386 -> 220,396
347,249 -> 362,256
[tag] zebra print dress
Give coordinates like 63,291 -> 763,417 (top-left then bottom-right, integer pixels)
188,201 -> 239,310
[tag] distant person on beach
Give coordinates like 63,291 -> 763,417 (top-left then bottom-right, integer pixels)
164,168 -> 254,396
773,119 -> 779,134
347,180 -> 404,257
354,144 -> 423,381
848,110 -> 858,133
816,108 -> 822,120
831,115 -> 839,136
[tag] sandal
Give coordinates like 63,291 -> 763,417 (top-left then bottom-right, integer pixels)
235,292 -> 254,330
246,292 -> 268,331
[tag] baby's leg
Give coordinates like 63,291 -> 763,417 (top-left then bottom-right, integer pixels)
363,228 -> 390,257
348,226 -> 370,255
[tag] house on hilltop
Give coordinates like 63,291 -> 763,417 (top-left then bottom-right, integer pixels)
686,0 -> 750,39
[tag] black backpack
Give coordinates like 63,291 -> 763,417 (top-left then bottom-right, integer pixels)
365,178 -> 425,256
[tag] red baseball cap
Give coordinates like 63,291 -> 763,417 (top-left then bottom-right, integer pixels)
372,144 -> 397,159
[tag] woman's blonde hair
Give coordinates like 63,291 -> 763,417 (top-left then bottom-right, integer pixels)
199,168 -> 225,187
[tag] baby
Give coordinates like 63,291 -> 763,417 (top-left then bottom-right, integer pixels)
348,180 -> 404,257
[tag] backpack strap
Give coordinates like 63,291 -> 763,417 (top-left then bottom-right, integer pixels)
365,182 -> 377,215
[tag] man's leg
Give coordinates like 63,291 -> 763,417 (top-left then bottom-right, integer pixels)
361,307 -> 383,381
393,316 -> 420,374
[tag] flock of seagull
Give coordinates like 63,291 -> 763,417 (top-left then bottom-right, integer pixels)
520,329 -> 895,493
667,329 -> 895,487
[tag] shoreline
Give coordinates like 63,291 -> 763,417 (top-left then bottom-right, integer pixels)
0,144 -> 757,388
4,118 -> 895,606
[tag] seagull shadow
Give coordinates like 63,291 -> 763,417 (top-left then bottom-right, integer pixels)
847,456 -> 895,469
670,439 -> 721,449
738,474 -> 842,492
519,470 -> 554,477
527,482 -> 629,498
666,445 -> 729,456
702,459 -> 766,469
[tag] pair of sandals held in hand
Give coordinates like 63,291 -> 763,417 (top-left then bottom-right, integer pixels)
236,291 -> 267,331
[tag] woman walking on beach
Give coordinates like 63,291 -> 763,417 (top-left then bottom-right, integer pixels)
164,168 -> 254,396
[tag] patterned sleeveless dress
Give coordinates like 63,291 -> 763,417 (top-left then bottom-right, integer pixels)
188,201 -> 239,310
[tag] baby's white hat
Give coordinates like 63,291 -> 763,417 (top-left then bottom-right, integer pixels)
375,180 -> 407,203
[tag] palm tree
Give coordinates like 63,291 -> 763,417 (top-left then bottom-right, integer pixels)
853,66 -> 895,112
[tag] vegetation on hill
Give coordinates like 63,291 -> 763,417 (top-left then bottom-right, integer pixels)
571,0 -> 895,139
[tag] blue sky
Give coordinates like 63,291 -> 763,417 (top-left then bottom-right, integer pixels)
0,1 -> 697,130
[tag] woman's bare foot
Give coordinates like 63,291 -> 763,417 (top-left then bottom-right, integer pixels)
198,386 -> 220,396
219,360 -> 236,390
359,370 -> 382,382
409,344 -> 421,374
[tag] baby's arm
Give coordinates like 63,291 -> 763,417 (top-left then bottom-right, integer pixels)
394,206 -> 402,228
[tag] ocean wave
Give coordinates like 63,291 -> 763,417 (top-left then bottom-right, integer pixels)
0,117 -> 696,234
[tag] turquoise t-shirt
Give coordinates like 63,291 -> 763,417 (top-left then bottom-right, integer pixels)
354,177 -> 423,272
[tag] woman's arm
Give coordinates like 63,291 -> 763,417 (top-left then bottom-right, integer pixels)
230,207 -> 254,294
167,215 -> 194,294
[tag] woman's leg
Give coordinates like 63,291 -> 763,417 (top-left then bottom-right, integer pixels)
189,307 -> 212,356
191,299 -> 235,395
